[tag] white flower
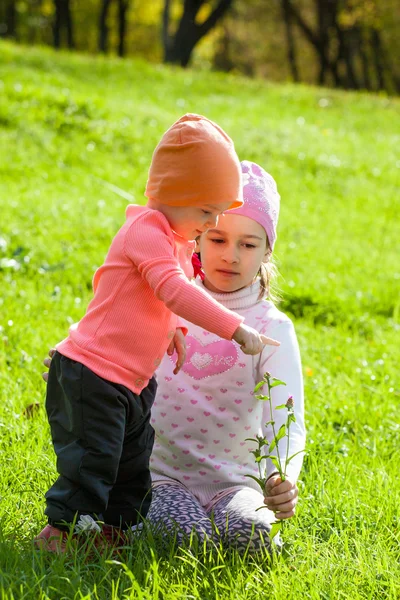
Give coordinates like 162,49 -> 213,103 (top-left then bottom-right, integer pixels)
74,514 -> 102,534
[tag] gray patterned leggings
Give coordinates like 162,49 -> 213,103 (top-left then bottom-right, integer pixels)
146,483 -> 281,554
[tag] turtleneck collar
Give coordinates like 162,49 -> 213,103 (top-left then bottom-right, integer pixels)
196,278 -> 266,311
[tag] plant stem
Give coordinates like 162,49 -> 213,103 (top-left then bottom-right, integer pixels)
267,376 -> 284,481
284,411 -> 291,481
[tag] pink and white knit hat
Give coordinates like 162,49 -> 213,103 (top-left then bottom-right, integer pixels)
227,160 -> 280,249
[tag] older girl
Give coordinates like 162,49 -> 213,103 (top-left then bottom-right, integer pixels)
147,161 -> 305,552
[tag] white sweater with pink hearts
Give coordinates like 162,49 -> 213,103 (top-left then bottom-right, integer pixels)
150,280 -> 305,506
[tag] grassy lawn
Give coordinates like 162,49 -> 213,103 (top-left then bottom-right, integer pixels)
0,41 -> 399,599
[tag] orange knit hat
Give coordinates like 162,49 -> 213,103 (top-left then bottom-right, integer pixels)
145,114 -> 243,209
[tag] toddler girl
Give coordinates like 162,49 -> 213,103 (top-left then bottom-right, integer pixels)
147,160 -> 305,553
35,117 -> 279,553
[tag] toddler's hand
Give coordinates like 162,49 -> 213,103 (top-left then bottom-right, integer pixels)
42,348 -> 56,383
264,474 -> 298,520
167,328 -> 186,375
232,323 -> 280,355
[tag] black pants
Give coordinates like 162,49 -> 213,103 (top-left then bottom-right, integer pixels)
44,352 -> 156,529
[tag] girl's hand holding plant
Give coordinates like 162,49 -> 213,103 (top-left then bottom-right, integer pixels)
246,372 -> 304,540
264,474 -> 299,520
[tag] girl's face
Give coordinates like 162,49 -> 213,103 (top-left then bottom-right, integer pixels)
199,213 -> 269,293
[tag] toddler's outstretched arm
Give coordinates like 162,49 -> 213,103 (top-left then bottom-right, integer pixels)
233,323 -> 280,355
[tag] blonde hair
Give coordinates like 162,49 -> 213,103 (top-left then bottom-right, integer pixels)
258,245 -> 280,303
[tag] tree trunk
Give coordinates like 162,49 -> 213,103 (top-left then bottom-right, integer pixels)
117,0 -> 129,57
336,25 -> 359,89
1,0 -> 17,39
357,27 -> 372,90
164,0 -> 233,67
281,0 -> 299,82
285,0 -> 335,86
54,0 -> 62,48
99,0 -> 112,53
65,0 -> 74,48
162,0 -> 172,59
371,28 -> 385,91
53,0 -> 74,49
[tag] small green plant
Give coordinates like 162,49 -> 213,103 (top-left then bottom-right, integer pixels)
245,372 -> 304,540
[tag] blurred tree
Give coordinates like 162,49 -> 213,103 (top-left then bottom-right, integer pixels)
53,0 -> 74,48
99,0 -> 112,53
281,0 -> 299,81
0,1 -> 17,39
117,0 -> 130,56
163,0 -> 234,66
99,0 -> 131,56
283,0 -> 400,92
2,0 -> 399,94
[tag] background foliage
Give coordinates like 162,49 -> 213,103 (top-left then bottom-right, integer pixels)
1,40 -> 400,597
1,0 -> 399,93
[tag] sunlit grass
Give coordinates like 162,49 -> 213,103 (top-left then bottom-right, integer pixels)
0,41 -> 399,598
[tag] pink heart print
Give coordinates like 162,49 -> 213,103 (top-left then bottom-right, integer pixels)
171,335 -> 239,380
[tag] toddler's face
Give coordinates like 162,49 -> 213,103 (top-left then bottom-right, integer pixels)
163,203 -> 232,241
199,213 -> 269,293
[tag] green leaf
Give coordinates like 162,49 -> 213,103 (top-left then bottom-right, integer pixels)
270,379 -> 287,388
269,521 -> 282,540
257,455 -> 271,462
269,455 -> 284,475
245,438 -> 258,444
244,474 -> 266,490
254,381 -> 266,393
285,449 -> 306,465
269,424 -> 287,452
275,404 -> 287,410
255,394 -> 269,401
276,424 -> 287,442
287,413 -> 297,425
264,420 -> 275,427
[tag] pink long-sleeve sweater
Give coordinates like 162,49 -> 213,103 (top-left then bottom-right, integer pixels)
56,205 -> 244,393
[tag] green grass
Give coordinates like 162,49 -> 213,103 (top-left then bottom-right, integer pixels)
1,41 -> 400,599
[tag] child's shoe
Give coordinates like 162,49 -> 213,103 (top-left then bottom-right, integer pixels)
34,517 -> 126,554
34,524 -> 70,554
